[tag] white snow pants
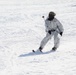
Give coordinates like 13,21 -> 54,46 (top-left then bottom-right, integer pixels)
40,31 -> 60,49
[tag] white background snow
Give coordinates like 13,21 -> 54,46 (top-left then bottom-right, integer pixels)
0,0 -> 76,75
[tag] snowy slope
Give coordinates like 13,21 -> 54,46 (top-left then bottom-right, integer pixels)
0,0 -> 76,75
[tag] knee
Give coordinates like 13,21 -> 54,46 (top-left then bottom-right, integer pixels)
54,37 -> 60,42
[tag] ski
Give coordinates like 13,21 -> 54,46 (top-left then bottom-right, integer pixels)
32,50 -> 42,53
32,49 -> 56,55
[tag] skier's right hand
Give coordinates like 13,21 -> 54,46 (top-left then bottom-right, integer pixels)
48,30 -> 51,34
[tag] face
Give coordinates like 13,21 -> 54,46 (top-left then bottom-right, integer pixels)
48,13 -> 55,21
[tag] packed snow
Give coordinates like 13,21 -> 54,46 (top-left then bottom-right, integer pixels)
0,0 -> 76,75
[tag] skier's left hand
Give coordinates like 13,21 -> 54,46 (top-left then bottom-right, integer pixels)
60,32 -> 63,36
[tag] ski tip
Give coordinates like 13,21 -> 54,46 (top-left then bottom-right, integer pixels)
32,50 -> 35,53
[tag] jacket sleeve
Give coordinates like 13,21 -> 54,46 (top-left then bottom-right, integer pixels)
45,20 -> 49,32
56,19 -> 64,33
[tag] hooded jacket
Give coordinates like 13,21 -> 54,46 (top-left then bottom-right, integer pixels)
45,18 -> 64,33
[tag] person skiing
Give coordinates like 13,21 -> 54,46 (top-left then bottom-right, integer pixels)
33,11 -> 64,52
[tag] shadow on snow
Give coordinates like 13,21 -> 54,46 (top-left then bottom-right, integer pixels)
19,50 -> 55,57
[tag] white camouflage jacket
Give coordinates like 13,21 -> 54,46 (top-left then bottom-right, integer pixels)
45,18 -> 64,33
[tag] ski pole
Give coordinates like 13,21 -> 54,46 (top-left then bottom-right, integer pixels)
42,16 -> 45,21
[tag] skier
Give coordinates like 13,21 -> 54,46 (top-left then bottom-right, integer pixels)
33,11 -> 64,52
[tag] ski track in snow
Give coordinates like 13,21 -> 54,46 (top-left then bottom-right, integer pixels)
0,0 -> 76,75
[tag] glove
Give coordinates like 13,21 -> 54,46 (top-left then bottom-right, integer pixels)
48,30 -> 51,34
60,32 -> 63,36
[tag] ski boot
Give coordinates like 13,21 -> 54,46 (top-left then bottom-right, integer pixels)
32,46 -> 43,53
52,47 -> 57,51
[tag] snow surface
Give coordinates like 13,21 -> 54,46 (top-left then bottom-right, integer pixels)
0,0 -> 76,75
